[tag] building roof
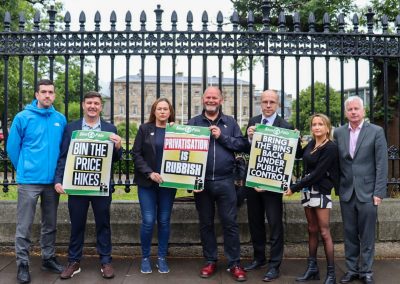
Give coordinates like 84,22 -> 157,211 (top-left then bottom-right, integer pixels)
114,75 -> 250,85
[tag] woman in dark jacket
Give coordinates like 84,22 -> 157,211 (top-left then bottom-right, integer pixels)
284,113 -> 339,284
132,98 -> 176,274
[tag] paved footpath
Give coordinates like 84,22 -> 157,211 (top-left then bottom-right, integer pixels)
0,254 -> 399,284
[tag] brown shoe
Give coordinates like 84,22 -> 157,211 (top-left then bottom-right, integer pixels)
101,263 -> 115,279
60,262 -> 81,279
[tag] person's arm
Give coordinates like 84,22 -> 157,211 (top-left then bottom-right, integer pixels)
373,127 -> 388,200
132,125 -> 154,177
291,143 -> 338,192
6,117 -> 22,169
110,125 -> 122,162
217,119 -> 249,152
54,126 -> 72,194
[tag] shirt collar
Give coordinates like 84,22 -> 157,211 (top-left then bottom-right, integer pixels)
348,120 -> 364,131
262,112 -> 277,124
82,118 -> 101,131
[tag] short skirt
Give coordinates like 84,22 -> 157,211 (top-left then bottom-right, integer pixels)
301,186 -> 332,209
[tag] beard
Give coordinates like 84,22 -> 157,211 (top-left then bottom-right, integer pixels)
204,104 -> 220,115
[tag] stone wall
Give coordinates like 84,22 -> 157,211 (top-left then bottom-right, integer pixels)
1,200 -> 400,258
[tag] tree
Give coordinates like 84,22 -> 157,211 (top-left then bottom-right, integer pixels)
230,0 -> 355,32
290,82 -> 341,134
116,122 -> 138,141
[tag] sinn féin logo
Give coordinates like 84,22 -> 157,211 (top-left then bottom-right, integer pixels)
87,131 -> 96,139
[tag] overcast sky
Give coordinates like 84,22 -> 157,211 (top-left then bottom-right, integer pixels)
57,0 -> 377,95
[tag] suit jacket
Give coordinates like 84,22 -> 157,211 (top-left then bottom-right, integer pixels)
246,114 -> 302,158
54,118 -> 122,184
132,122 -> 159,188
333,121 -> 388,202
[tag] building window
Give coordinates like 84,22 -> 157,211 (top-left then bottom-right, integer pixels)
243,107 -> 248,115
119,105 -> 124,115
194,105 -> 200,113
132,105 -> 138,114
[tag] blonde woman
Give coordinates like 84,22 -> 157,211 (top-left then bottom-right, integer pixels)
285,114 -> 339,284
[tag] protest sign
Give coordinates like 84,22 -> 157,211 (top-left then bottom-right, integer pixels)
246,124 -> 299,193
160,124 -> 210,190
63,130 -> 114,196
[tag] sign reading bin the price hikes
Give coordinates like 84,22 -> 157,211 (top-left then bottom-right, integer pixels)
62,130 -> 114,196
246,124 -> 299,193
160,124 -> 210,190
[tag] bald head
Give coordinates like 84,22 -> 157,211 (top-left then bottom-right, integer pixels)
260,89 -> 279,117
202,86 -> 223,118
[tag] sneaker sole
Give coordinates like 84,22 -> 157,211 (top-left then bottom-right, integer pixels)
60,268 -> 81,279
140,269 -> 153,274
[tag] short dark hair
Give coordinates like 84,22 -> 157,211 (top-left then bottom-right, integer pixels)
83,91 -> 103,102
36,79 -> 54,92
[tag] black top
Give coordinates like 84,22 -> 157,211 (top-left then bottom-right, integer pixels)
291,140 -> 339,195
155,127 -> 166,173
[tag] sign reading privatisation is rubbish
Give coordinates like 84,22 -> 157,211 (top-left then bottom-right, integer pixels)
246,124 -> 299,193
160,124 -> 210,190
63,130 -> 114,196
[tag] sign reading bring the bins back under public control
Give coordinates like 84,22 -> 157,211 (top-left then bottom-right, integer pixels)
160,124 -> 210,190
246,124 -> 299,193
62,130 -> 114,196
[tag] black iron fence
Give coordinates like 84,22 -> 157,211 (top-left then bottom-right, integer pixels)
0,1 -> 399,195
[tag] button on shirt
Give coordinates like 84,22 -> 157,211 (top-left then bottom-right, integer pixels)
82,119 -> 101,132
348,121 -> 363,158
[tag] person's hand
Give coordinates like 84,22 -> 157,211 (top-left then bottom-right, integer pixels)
193,189 -> 204,193
373,196 -> 382,206
247,126 -> 255,140
284,188 -> 293,196
110,134 -> 122,150
209,125 -> 221,139
149,172 -> 163,184
54,183 -> 65,194
169,122 -> 175,126
254,187 -> 264,192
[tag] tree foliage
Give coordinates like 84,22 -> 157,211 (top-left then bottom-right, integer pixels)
290,82 -> 341,134
230,0 -> 355,32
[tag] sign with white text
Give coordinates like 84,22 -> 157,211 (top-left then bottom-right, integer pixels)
63,130 -> 114,196
246,124 -> 299,193
160,124 -> 210,190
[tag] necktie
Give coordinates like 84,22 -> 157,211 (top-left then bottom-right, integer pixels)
262,118 -> 268,125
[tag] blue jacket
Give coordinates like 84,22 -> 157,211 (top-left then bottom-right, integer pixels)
188,111 -> 248,181
7,100 -> 66,184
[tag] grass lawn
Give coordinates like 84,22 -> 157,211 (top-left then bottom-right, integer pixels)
0,185 -> 339,201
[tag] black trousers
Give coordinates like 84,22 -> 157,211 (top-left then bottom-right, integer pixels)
246,188 -> 283,269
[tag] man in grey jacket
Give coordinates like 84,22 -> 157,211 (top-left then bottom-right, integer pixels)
334,96 -> 388,284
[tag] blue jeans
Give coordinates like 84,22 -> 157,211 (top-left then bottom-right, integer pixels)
194,177 -> 240,267
138,185 -> 177,258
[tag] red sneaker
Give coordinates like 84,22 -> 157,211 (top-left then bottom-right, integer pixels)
200,263 -> 217,278
229,265 -> 247,282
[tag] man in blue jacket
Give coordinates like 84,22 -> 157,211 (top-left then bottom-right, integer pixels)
54,91 -> 122,280
7,79 -> 67,284
187,86 -> 248,282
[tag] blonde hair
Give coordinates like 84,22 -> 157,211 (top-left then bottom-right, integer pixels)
310,113 -> 333,140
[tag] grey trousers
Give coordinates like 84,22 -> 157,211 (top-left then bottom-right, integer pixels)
15,184 -> 60,265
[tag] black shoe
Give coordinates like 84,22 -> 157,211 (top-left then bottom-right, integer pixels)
361,275 -> 374,284
263,268 -> 280,282
340,272 -> 359,283
244,260 -> 267,272
41,256 -> 63,274
17,263 -> 31,284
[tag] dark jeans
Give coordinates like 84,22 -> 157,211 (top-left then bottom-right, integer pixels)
246,188 -> 283,269
138,185 -> 177,258
67,195 -> 112,264
194,177 -> 241,267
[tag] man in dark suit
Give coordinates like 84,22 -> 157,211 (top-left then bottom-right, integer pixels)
54,91 -> 122,280
334,96 -> 388,284
244,89 -> 299,282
